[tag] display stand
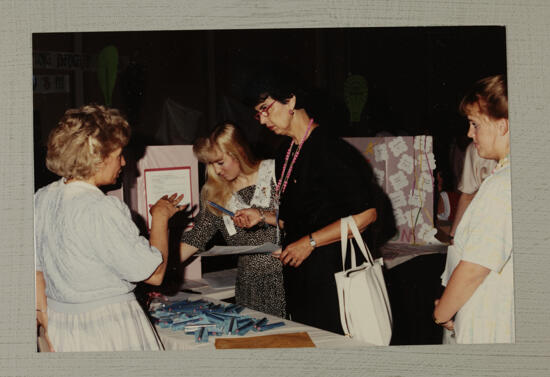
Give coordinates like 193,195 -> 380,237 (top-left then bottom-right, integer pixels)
127,145 -> 202,280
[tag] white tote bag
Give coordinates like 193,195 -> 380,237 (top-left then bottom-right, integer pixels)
334,216 -> 393,346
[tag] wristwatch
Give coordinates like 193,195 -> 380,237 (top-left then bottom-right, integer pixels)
258,208 -> 266,223
308,233 -> 317,249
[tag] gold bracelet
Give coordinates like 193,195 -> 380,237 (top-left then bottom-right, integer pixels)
36,309 -> 46,313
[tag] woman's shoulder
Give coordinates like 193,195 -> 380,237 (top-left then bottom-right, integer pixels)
473,166 -> 511,211
310,126 -> 355,152
259,158 -> 275,173
34,178 -> 64,198
482,166 -> 511,191
77,190 -> 130,220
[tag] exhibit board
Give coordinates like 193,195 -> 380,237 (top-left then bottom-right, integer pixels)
132,145 -> 201,279
344,136 -> 437,245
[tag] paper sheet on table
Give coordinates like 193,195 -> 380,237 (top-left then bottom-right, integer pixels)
197,242 -> 281,257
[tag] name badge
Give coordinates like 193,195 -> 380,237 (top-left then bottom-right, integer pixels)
223,214 -> 237,236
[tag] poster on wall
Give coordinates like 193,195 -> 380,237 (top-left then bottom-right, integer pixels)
344,136 -> 438,245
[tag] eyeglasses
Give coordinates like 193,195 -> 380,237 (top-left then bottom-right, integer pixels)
254,100 -> 276,121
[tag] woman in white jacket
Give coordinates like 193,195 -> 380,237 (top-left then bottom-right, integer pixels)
35,104 -> 186,351
433,75 -> 513,344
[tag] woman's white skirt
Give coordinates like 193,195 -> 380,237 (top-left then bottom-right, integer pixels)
47,297 -> 164,352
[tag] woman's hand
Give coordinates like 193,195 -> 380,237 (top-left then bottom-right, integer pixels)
35,271 -> 54,351
36,311 -> 55,352
233,208 -> 262,228
146,193 -> 186,286
279,236 -> 314,268
434,299 -> 455,332
271,248 -> 282,258
150,193 -> 187,220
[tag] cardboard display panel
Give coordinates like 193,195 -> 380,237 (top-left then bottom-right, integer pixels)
344,136 -> 437,245
132,145 -> 201,279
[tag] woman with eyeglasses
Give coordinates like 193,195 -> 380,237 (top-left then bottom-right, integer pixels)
233,77 -> 379,335
179,123 -> 285,318
433,75 -> 514,344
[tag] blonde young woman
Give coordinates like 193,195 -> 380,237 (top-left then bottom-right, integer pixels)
179,123 -> 285,318
433,75 -> 513,344
35,104 -> 186,352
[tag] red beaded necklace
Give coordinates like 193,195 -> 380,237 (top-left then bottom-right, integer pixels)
275,118 -> 314,199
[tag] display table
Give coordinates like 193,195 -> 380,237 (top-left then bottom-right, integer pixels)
153,292 -> 372,350
381,242 -> 448,269
180,268 -> 237,300
172,242 -> 449,347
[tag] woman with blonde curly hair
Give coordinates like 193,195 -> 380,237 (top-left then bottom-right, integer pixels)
35,104 -> 186,351
180,122 -> 286,318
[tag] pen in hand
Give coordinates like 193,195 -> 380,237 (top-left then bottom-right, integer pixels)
207,201 -> 235,217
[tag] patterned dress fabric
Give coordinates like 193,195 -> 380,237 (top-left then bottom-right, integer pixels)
181,160 -> 286,318
441,162 -> 514,343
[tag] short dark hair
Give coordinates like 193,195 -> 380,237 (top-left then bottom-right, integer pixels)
244,66 -> 324,120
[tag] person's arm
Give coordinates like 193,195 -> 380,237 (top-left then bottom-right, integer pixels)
143,194 -> 186,286
36,271 -> 47,320
449,191 -> 476,239
180,242 -> 199,262
279,207 -> 377,267
437,195 -> 445,218
36,271 -> 54,351
180,202 -> 227,261
433,260 -> 490,330
233,208 -> 280,228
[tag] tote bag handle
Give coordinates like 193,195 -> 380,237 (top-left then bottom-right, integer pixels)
340,216 -> 375,270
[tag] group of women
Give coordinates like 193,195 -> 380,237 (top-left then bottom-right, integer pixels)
35,74 -> 513,352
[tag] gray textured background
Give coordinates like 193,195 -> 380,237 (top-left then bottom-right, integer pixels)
1,1 -> 549,376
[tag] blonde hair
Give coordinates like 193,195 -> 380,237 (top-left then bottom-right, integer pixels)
194,123 -> 260,216
459,74 -> 508,120
46,104 -> 130,180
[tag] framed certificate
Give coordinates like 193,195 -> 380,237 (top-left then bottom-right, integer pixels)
144,166 -> 193,229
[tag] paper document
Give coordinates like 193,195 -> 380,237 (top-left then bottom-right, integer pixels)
198,242 -> 281,257
202,268 -> 238,288
144,167 -> 192,208
143,166 -> 193,229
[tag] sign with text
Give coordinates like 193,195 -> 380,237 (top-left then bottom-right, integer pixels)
33,51 -> 94,70
33,74 -> 70,93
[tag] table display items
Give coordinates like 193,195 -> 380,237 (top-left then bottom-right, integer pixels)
149,298 -> 285,343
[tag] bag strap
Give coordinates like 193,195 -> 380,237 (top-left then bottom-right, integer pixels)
344,215 -> 375,266
340,217 -> 348,269
340,217 -> 354,270
340,216 -> 358,270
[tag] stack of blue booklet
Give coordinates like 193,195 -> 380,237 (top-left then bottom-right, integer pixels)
150,298 -> 285,343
